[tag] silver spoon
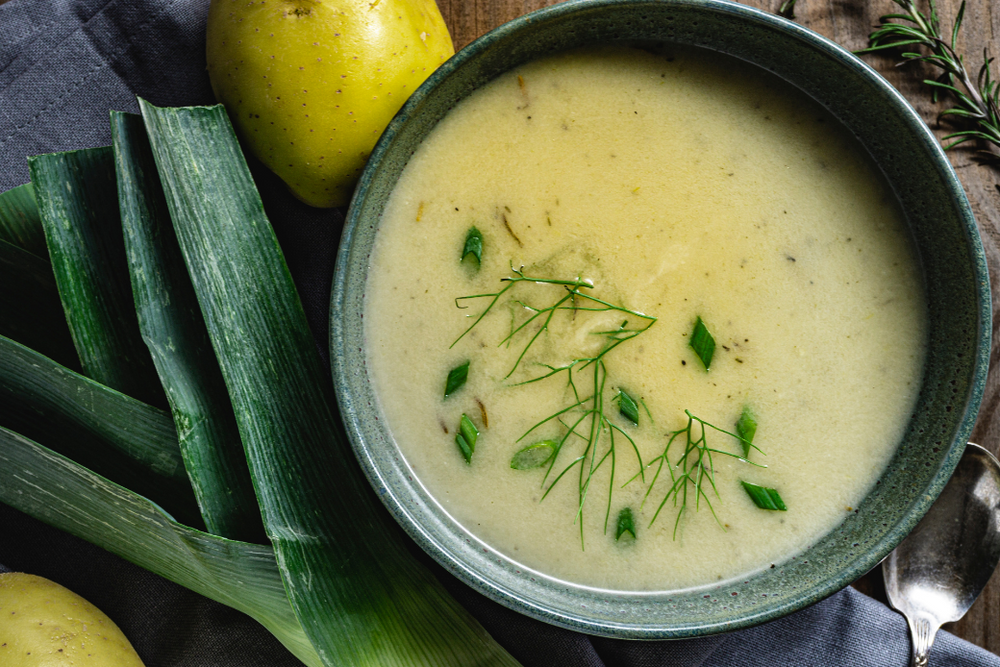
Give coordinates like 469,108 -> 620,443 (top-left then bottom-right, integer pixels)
883,442 -> 1000,667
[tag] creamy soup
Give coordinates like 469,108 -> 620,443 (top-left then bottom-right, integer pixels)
363,47 -> 927,591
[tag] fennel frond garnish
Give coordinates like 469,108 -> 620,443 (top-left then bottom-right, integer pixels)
634,411 -> 763,539
455,267 -> 655,546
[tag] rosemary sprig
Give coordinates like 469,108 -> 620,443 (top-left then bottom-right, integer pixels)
860,0 -> 1000,157
778,0 -> 797,19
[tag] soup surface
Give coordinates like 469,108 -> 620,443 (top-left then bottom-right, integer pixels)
364,47 -> 927,591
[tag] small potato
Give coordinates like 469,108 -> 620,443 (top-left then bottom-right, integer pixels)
0,573 -> 145,666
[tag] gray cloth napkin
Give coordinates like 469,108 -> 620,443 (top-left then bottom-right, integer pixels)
1,1 -> 997,665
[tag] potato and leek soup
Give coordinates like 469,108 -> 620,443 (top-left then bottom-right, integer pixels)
363,46 -> 926,591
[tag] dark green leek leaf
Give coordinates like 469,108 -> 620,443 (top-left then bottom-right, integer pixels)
140,99 -> 520,667
444,360 -> 469,398
462,226 -> 483,266
736,406 -> 757,459
111,111 -> 264,543
0,335 -> 201,527
27,147 -> 166,408
0,426 -> 321,667
615,507 -> 636,541
510,440 -> 555,470
0,182 -> 45,257
689,316 -> 715,370
617,389 -> 639,426
0,239 -> 79,370
741,480 -> 787,511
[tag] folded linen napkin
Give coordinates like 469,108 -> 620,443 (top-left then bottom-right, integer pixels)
0,1 -> 996,666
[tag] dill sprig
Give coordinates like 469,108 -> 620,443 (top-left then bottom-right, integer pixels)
632,411 -> 763,540
859,0 -> 1000,158
455,267 -> 656,547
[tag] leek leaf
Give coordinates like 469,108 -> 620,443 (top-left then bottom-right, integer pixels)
112,111 -> 264,543
462,226 -> 483,265
510,440 -> 556,470
27,147 -> 167,408
741,480 -> 787,511
140,99 -> 520,667
0,182 -> 45,257
0,335 -> 202,528
457,413 -> 479,463
0,238 -> 79,370
736,406 -> 757,459
617,389 -> 639,426
615,507 -> 636,541
0,426 -> 321,667
689,316 -> 715,370
444,360 -> 469,397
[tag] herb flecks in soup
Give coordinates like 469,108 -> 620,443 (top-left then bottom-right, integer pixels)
364,46 -> 927,591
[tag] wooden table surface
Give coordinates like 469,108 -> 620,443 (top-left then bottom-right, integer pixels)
434,0 -> 1000,657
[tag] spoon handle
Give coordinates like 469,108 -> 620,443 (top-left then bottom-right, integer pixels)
906,614 -> 940,667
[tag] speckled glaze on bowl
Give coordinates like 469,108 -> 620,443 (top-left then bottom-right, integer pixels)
330,0 -> 990,638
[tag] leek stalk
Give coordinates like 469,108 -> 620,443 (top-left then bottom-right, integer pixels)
0,334 -> 202,528
0,426 -> 322,667
0,238 -> 78,370
140,99 -> 520,667
0,182 -> 45,257
28,148 -> 166,408
112,111 -> 264,543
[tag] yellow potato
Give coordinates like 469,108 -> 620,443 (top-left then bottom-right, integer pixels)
206,0 -> 455,208
0,573 -> 145,666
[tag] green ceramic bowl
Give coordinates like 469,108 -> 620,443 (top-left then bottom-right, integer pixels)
330,0 -> 990,638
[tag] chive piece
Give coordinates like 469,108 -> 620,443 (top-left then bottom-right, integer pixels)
444,361 -> 470,398
461,226 -> 483,266
616,508 -> 636,541
455,413 -> 479,463
689,316 -> 715,370
510,440 -> 556,470
741,481 -> 787,511
736,406 -> 757,458
617,389 -> 639,426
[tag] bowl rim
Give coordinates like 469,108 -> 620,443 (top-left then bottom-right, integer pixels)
331,0 -> 991,638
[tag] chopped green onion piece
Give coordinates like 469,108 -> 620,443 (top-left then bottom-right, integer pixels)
444,361 -> 470,398
615,507 -> 636,541
736,406 -> 757,458
617,389 -> 639,426
510,440 -> 555,470
741,481 -> 787,511
456,413 -> 479,463
461,226 -> 483,266
689,316 -> 715,370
